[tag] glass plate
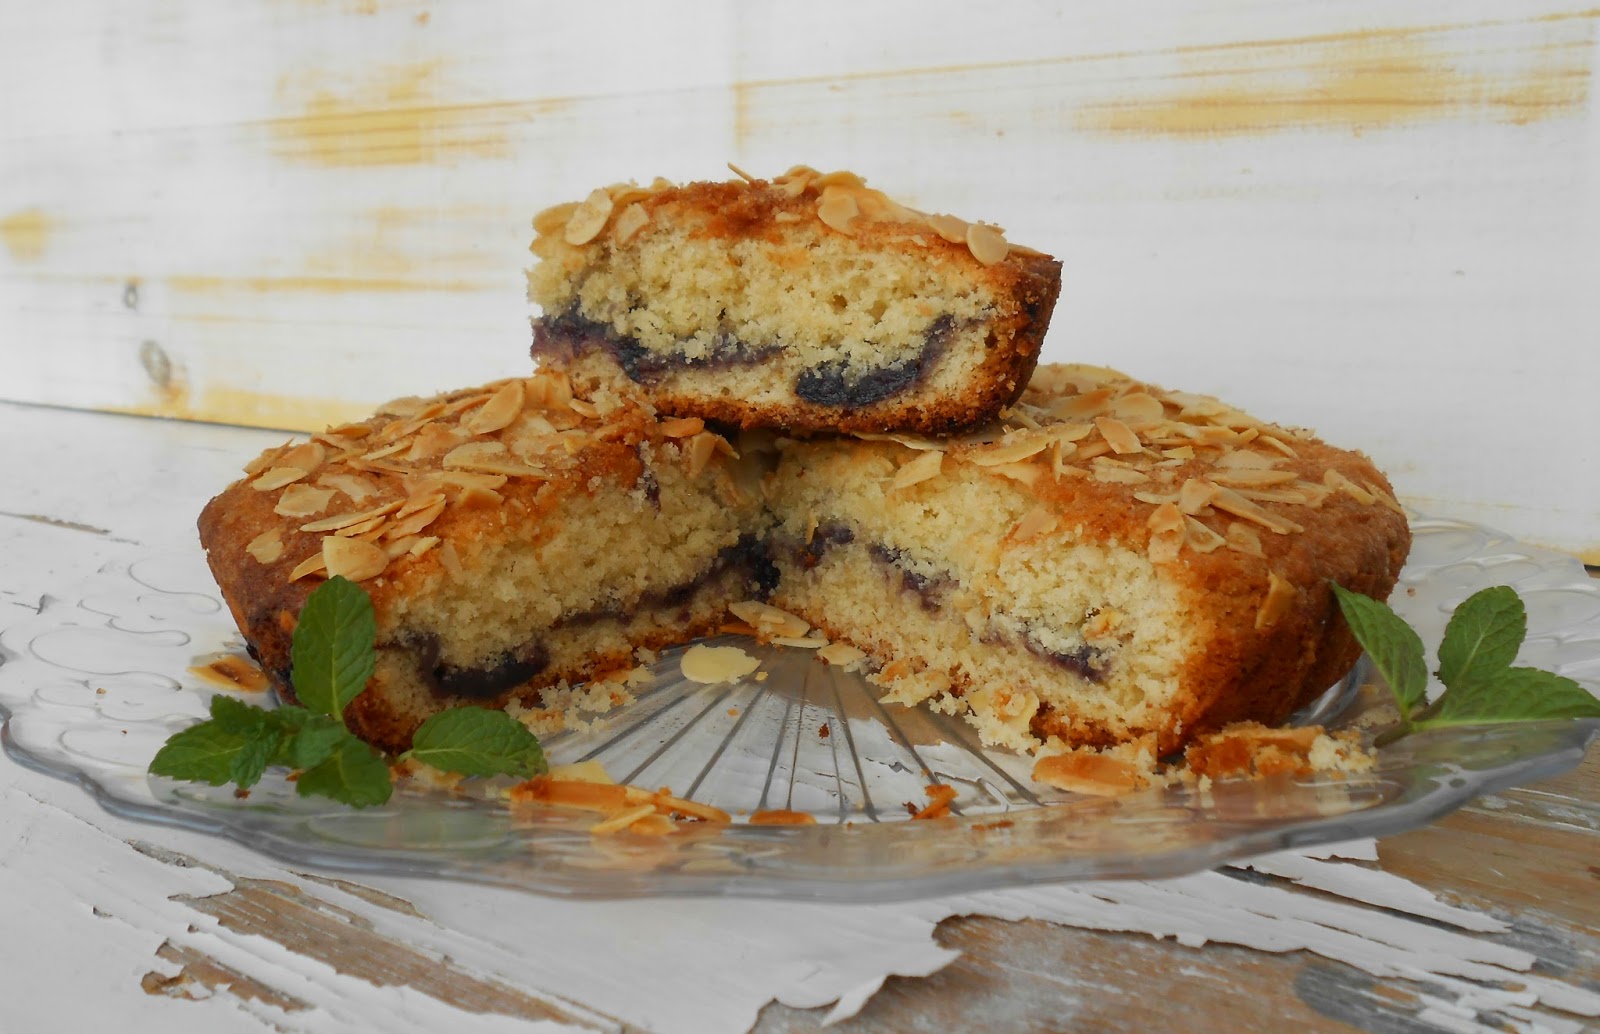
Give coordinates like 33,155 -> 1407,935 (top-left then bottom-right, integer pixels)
2,513 -> 1595,901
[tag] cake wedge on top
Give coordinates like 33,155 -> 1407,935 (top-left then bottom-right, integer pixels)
528,166 -> 1062,436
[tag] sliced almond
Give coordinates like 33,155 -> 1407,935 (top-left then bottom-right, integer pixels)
246,528 -> 284,565
533,201 -> 580,236
589,804 -> 658,836
274,484 -> 336,518
1209,468 -> 1300,488
658,416 -> 705,438
1324,468 -> 1377,505
1255,572 -> 1297,631
1094,416 -> 1143,456
252,466 -> 308,491
964,433 -> 1050,466
1111,391 -> 1165,425
816,186 -> 860,234
1185,516 -> 1226,553
287,551 -> 327,582
926,213 -> 968,243
300,500 -> 403,533
323,536 -> 387,581
1178,478 -> 1221,515
317,472 -> 381,503
1225,522 -> 1266,558
729,600 -> 810,638
891,450 -> 944,490
1032,753 -> 1142,796
465,381 -> 526,436
1210,487 -> 1304,535
685,432 -> 719,478
384,496 -> 448,539
818,642 -> 867,668
1090,461 -> 1150,485
564,188 -> 614,245
680,644 -> 760,684
280,441 -> 327,474
989,461 -> 1043,486
1010,506 -> 1059,542
611,202 -> 649,244
966,222 -> 1010,265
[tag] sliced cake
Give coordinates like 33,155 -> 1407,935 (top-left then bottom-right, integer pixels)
763,364 -> 1412,757
527,166 -> 1062,436
197,370 -> 770,752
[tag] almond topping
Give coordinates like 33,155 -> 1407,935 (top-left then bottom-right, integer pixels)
1094,416 -> 1142,455
1032,753 -> 1142,796
891,449 -> 944,490
564,188 -> 614,245
1225,522 -> 1266,558
385,496 -> 448,539
1324,468 -> 1377,505
465,380 -> 525,436
1147,502 -> 1185,535
1255,572 -> 1297,631
729,601 -> 810,638
658,416 -> 705,438
818,642 -> 867,668
323,536 -> 387,581
611,202 -> 650,244
990,462 -> 1043,486
317,472 -> 381,503
280,441 -> 327,474
532,201 -> 579,236
926,213 -> 968,243
1185,516 -> 1226,553
1111,392 -> 1165,425
1178,478 -> 1221,515
1010,506 -> 1058,542
1210,487 -> 1304,535
252,466 -> 308,491
243,443 -> 290,475
965,222 -> 1010,265
588,804 -> 658,836
287,552 -> 328,582
965,433 -> 1051,466
274,484 -> 336,518
438,540 -> 463,580
1209,468 -> 1300,487
685,432 -> 719,478
246,529 -> 284,565
680,644 -> 760,684
300,500 -> 403,533
816,186 -> 861,234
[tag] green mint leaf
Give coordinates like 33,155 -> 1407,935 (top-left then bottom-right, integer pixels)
295,737 -> 393,808
1330,583 -> 1429,717
405,708 -> 548,779
289,575 -> 376,722
1437,586 -> 1525,691
283,715 -> 349,770
1418,667 -> 1600,727
208,693 -> 277,735
149,722 -> 252,785
229,727 -> 283,789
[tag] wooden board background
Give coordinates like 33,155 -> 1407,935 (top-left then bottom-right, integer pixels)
1,0 -> 1597,557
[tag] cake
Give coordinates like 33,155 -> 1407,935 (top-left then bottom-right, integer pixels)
197,369 -> 770,753
198,363 -> 1409,765
527,166 -> 1062,436
763,364 -> 1411,758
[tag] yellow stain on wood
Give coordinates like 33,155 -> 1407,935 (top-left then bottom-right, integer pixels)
0,209 -> 51,261
168,273 -> 489,294
270,59 -> 508,166
1075,16 -> 1595,135
303,204 -> 508,280
114,383 -> 371,433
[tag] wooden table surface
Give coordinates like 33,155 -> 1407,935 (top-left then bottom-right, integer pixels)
2,398 -> 1596,1034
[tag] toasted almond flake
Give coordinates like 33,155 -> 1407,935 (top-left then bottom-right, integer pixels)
280,441 -> 327,473
1133,490 -> 1180,505
1255,572 -> 1297,631
773,636 -> 826,649
397,490 -> 448,518
1049,387 -> 1116,421
275,482 -> 335,518
1324,468 -> 1377,505
1235,484 -> 1331,506
1032,753 -> 1142,796
288,552 -> 327,582
252,466 -> 308,491
604,202 -> 649,244
360,440 -> 410,461
589,804 -> 658,836
1074,439 -> 1114,462
1258,434 -> 1299,458
569,397 -> 600,419
384,535 -> 420,559
1010,506 -> 1058,542
465,380 -> 525,436
1179,478 -> 1221,515
300,500 -> 403,533
317,472 -> 381,503
246,529 -> 284,564
1185,516 -> 1227,553
546,760 -> 615,785
1111,391 -> 1165,425
409,536 -> 440,558
965,433 -> 1051,466
816,186 -> 860,234
729,600 -> 810,638
322,536 -> 386,581
1210,487 -> 1303,535
818,642 -> 867,668
334,513 -> 389,537
1090,463 -> 1150,485
403,423 -> 463,463
438,540 -> 463,580
384,496 -> 448,539
564,188 -> 614,245
927,213 -> 968,243
965,222 -> 1009,265
685,432 -> 719,478
749,809 -> 818,825
1094,416 -> 1143,455
533,201 -> 580,236
891,449 -> 944,490
680,644 -> 760,684
1162,446 -> 1195,461
1364,481 -> 1407,515
1147,502 -> 1185,535
1225,522 -> 1266,558
989,462 -> 1043,485
625,787 -> 732,824
1210,468 -> 1300,487
658,416 -> 704,438
243,443 -> 291,475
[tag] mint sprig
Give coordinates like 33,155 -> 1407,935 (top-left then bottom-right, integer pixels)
1332,582 -> 1600,743
151,575 -> 547,808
